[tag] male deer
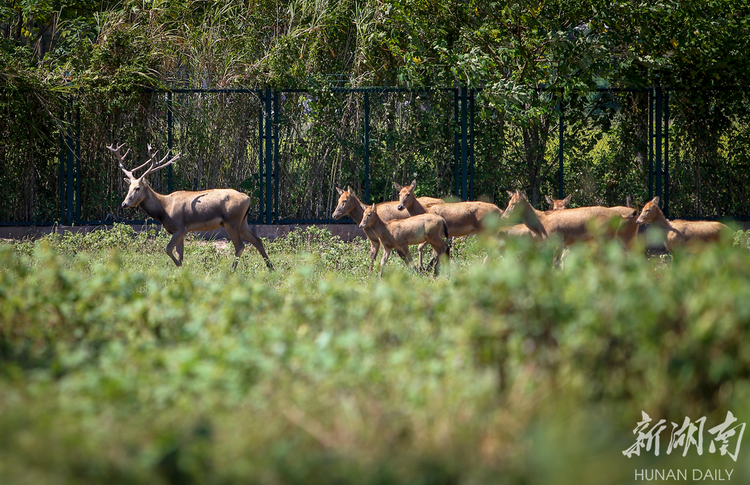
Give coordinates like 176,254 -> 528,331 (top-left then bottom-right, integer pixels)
108,143 -> 274,271
358,203 -> 450,276
636,196 -> 729,251
332,186 -> 442,268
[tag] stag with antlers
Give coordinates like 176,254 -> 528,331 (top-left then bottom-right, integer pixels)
108,143 -> 274,271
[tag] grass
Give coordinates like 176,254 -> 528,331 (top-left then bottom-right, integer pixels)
1,225 -> 749,484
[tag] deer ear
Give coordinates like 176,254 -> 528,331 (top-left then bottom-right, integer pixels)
545,195 -> 553,205
652,196 -> 660,205
393,182 -> 402,191
563,194 -> 572,204
360,203 -> 368,211
336,186 -> 343,195
410,179 -> 417,189
507,190 -> 515,198
124,177 -> 131,184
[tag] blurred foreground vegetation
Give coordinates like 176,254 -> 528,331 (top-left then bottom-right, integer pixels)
1,225 -> 750,484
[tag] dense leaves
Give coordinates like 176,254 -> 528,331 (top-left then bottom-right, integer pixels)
0,227 -> 749,483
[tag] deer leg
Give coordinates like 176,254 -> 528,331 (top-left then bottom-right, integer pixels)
166,230 -> 187,267
395,246 -> 418,273
226,226 -> 246,271
176,239 -> 184,265
380,247 -> 392,277
241,224 -> 275,270
369,239 -> 380,269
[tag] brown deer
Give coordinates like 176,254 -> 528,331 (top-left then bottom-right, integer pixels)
358,203 -> 451,276
393,179 -> 534,238
332,186 -> 442,268
547,193 -> 639,249
636,196 -> 729,251
108,143 -> 274,271
502,190 -> 631,262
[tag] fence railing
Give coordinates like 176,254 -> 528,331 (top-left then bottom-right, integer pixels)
3,84 -> 747,226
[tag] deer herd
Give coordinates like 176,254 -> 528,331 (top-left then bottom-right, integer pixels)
107,143 -> 731,274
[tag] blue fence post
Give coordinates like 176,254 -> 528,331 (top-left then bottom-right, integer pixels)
648,88 -> 654,200
454,87 -> 460,198
364,91 -> 370,205
75,102 -> 81,224
469,88 -> 475,201
460,85 -> 468,201
167,91 -> 173,193
558,101 -> 564,199
264,88 -> 273,224
274,90 -> 280,223
655,86 -> 663,204
66,97 -> 74,226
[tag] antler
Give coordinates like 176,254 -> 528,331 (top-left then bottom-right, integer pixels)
107,143 -> 179,180
107,143 -> 136,179
140,144 -> 180,179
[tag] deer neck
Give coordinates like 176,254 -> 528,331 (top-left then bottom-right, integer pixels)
403,197 -> 426,216
137,183 -> 169,225
347,198 -> 365,224
649,206 -> 674,232
367,213 -> 396,245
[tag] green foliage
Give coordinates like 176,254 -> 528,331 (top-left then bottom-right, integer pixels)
3,0 -> 750,218
1,227 -> 749,483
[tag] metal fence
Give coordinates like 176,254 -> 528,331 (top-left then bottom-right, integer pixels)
2,85 -> 748,226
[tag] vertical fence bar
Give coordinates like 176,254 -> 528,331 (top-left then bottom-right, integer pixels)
75,104 -> 81,224
274,90 -> 280,223
264,88 -> 273,224
558,101 -> 564,199
664,89 -> 670,218
655,86 -> 663,203
469,89 -> 475,201
167,91 -> 173,193
454,88 -> 460,197
59,109 -> 66,223
648,88 -> 654,200
461,85 -> 468,201
258,91 -> 264,222
364,91 -> 371,205
66,97 -> 74,226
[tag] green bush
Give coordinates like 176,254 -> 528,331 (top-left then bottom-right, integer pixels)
0,228 -> 748,484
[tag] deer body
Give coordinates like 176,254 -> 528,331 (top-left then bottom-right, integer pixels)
394,180 -> 516,238
109,143 -> 274,270
332,187 -> 442,268
501,191 -> 630,262
610,205 -> 639,249
636,197 -> 728,251
359,203 -> 450,276
543,193 -> 638,248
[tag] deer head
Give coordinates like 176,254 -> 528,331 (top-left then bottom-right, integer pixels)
502,190 -> 529,219
394,179 -> 417,211
636,196 -> 661,225
333,186 -> 356,219
107,143 -> 180,208
359,203 -> 378,228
